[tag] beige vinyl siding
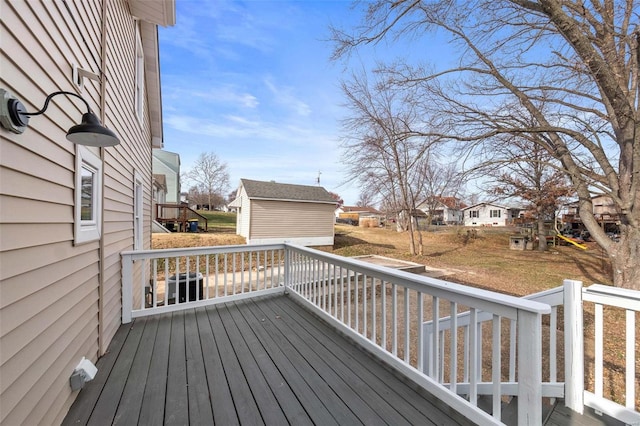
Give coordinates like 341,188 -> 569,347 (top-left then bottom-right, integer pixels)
0,0 -> 155,423
100,0 -> 154,351
0,0 -> 103,422
237,187 -> 251,238
251,200 -> 335,239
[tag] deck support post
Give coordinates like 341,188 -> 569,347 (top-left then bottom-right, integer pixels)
564,279 -> 584,414
517,310 -> 543,425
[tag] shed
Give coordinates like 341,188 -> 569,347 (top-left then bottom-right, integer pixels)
230,179 -> 336,246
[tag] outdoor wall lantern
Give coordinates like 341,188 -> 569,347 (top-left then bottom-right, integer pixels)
0,88 -> 120,147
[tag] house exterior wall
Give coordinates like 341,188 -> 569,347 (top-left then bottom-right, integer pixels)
152,149 -> 180,203
235,186 -> 251,238
463,204 -> 508,226
248,200 -> 335,245
0,1 -> 163,424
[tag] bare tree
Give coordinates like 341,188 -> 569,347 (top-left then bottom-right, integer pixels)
356,189 -> 377,207
184,152 -> 230,210
487,135 -> 574,251
340,71 -> 438,255
332,1 -> 640,289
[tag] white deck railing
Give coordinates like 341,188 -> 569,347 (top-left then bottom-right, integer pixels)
423,278 -> 640,425
122,244 -> 287,322
122,244 -> 638,425
283,244 -> 550,425
578,283 -> 640,425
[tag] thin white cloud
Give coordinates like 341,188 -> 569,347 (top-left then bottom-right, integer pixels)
264,78 -> 312,116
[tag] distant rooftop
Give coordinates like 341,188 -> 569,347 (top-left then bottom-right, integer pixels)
240,178 -> 336,203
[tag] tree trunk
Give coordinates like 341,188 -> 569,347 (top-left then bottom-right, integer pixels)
536,218 -> 547,252
407,215 -> 416,255
609,226 -> 640,290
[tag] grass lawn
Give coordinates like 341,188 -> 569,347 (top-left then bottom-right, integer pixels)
196,210 -> 236,232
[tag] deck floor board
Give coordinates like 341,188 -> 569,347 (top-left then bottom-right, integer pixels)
63,294 -> 473,425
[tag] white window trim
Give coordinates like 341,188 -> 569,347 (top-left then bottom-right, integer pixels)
134,20 -> 145,122
75,146 -> 102,245
134,171 -> 143,250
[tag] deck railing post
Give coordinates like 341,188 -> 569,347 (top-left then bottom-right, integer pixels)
563,279 -> 584,414
122,253 -> 133,324
284,245 -> 291,290
517,309 -> 543,425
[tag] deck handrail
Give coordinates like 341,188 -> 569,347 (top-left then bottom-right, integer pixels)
283,243 -> 550,425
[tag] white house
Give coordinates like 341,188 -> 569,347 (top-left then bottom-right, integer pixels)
462,202 -> 512,226
230,179 -> 336,246
417,196 -> 466,225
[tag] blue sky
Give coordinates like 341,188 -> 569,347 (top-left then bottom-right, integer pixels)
158,1 -> 445,205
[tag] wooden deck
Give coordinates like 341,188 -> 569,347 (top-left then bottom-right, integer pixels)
63,294 -> 473,425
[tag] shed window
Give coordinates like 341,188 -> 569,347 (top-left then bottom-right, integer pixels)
75,146 -> 102,244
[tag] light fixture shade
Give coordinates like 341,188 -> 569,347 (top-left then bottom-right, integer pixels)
66,112 -> 120,147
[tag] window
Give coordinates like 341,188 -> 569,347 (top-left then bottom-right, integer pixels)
134,172 -> 143,250
134,20 -> 144,121
490,209 -> 501,218
75,146 -> 102,244
470,210 -> 479,218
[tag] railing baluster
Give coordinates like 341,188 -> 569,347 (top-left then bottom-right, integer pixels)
152,259 -> 158,308
205,255 -> 210,299
214,254 -> 219,298
347,269 -> 352,328
164,257 -> 169,305
417,291 -> 424,371
392,283 -> 397,356
340,266 -> 345,322
333,265 -> 338,318
430,296 -> 439,377
196,255 -> 201,300
381,280 -> 386,350
404,287 -> 410,364
469,308 -> 478,406
372,278 -> 377,343
509,319 -> 516,382
355,273 -> 360,333
492,314 -> 501,423
625,309 -> 635,409
595,303 -> 603,399
363,275 -> 368,338
550,306 -> 557,405
223,253 -> 228,297
241,252 -> 245,293
450,301 -> 458,393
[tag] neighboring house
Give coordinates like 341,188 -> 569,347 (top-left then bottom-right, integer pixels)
462,202 -> 514,226
564,194 -> 620,232
417,197 -> 466,225
152,149 -> 181,203
152,174 -> 168,218
230,179 -> 336,246
336,205 -> 383,219
0,1 -> 175,425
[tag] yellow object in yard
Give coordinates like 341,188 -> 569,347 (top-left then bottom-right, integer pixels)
556,234 -> 587,250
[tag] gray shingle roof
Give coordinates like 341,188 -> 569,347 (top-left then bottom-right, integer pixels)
240,179 -> 336,203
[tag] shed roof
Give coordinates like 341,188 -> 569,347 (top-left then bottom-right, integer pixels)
240,179 -> 336,204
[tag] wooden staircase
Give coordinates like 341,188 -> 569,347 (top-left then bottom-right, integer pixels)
154,203 -> 208,232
